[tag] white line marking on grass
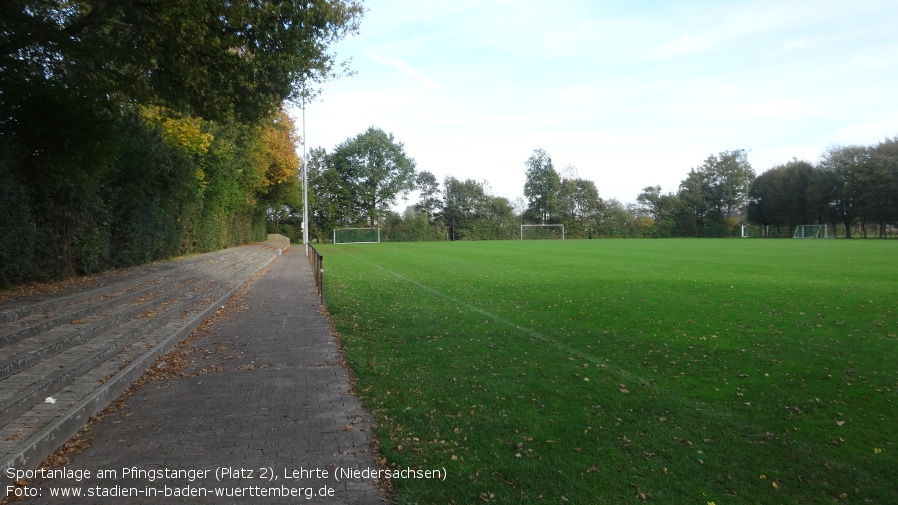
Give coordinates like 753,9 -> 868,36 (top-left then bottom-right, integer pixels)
343,251 -> 649,383
339,250 -> 867,478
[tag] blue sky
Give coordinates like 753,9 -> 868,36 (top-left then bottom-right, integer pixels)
295,0 -> 898,207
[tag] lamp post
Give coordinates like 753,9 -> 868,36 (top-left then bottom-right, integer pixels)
301,94 -> 309,256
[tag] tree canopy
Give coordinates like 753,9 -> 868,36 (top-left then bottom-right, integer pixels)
328,127 -> 417,226
307,127 -> 416,233
414,171 -> 443,222
0,0 -> 363,286
747,159 -> 827,229
0,0 -> 363,122
441,177 -> 517,241
523,149 -> 561,224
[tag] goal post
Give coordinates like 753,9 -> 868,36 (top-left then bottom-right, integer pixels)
741,225 -> 771,238
520,224 -> 565,240
793,224 -> 828,239
333,227 -> 380,244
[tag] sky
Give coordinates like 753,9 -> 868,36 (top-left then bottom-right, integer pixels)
293,0 -> 898,208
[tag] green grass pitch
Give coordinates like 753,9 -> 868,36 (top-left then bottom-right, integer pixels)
319,239 -> 897,504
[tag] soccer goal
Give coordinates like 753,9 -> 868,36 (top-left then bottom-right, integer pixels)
520,224 -> 565,240
333,227 -> 380,244
741,225 -> 771,238
793,224 -> 828,239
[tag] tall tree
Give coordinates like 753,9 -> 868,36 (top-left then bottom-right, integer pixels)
440,177 -> 516,241
327,127 -> 417,227
441,177 -> 484,241
255,110 -> 302,230
818,145 -> 868,238
597,199 -> 636,238
636,185 -> 680,236
557,177 -> 603,238
414,171 -> 442,222
860,137 -> 898,237
747,159 -> 827,229
523,149 -> 561,223
308,146 -> 356,239
676,169 -> 709,234
676,149 -> 754,235
699,149 -> 756,224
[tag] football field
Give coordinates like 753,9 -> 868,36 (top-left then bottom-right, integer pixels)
319,239 -> 897,504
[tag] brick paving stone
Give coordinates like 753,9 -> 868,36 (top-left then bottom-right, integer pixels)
23,250 -> 387,504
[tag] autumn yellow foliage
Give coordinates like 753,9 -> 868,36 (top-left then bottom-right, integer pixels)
255,109 -> 300,189
140,106 -> 214,157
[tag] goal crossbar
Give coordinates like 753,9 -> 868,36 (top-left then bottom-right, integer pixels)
793,224 -> 828,239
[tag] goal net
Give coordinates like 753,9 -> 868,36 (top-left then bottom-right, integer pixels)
740,225 -> 769,238
520,224 -> 565,240
793,224 -> 828,239
333,228 -> 380,244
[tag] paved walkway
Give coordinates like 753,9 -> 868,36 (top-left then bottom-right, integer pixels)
19,250 -> 386,504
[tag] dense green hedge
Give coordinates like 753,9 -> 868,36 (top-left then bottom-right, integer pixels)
0,1 -> 357,288
0,106 -> 281,288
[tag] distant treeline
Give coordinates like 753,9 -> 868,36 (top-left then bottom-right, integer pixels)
748,142 -> 898,238
308,139 -> 898,242
0,1 -> 363,287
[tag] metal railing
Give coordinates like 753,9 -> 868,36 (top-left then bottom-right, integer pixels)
308,244 -> 324,305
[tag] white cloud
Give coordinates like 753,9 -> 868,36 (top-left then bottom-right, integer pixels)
661,35 -> 714,57
783,38 -> 809,50
363,49 -> 442,91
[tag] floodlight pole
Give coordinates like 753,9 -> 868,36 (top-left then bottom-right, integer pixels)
302,92 -> 309,257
